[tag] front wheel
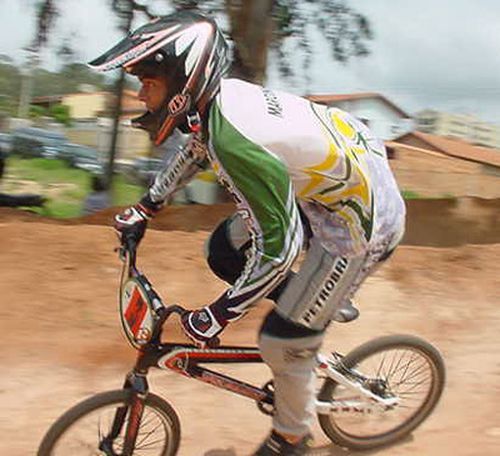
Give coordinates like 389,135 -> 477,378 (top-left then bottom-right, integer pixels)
38,389 -> 181,456
318,334 -> 445,451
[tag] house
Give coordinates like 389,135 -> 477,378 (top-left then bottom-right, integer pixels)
387,131 -> 500,198
31,89 -> 151,159
306,92 -> 414,140
32,89 -> 142,121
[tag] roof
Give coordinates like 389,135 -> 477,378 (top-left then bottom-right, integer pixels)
393,131 -> 500,168
32,89 -> 139,102
31,94 -> 64,104
306,92 -> 411,118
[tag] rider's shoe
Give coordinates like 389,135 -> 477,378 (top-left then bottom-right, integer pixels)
332,299 -> 360,323
181,306 -> 226,347
253,430 -> 312,455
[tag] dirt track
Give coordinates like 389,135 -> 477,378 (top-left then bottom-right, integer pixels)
0,206 -> 499,455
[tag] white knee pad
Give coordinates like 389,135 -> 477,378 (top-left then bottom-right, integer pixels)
276,238 -> 381,330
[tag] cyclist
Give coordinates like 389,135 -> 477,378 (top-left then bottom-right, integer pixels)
90,11 -> 405,456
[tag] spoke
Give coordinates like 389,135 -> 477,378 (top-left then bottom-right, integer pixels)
386,350 -> 407,382
376,352 -> 388,378
135,421 -> 164,449
387,351 -> 417,382
136,436 -> 168,449
397,376 -> 431,395
393,365 -> 430,389
97,415 -> 102,443
383,349 -> 399,381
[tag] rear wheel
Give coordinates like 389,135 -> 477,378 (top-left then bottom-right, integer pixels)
318,335 -> 445,450
38,389 -> 181,456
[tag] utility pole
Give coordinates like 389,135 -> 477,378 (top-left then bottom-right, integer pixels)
105,1 -> 134,189
17,47 -> 38,119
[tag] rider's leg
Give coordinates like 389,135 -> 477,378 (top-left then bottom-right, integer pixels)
258,310 -> 324,440
257,235 -> 398,443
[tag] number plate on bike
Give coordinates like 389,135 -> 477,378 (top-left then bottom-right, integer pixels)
120,277 -> 156,349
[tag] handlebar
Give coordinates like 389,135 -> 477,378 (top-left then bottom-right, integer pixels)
117,237 -> 220,348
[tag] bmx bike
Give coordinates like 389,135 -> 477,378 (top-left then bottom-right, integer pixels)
38,241 -> 445,455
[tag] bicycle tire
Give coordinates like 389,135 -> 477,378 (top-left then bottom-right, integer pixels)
318,334 -> 445,450
38,389 -> 181,456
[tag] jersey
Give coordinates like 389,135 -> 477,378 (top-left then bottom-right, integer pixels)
147,78 -> 406,321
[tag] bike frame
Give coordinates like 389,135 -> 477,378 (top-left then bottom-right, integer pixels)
110,244 -> 397,455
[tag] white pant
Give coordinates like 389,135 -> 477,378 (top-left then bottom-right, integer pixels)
219,213 -> 403,436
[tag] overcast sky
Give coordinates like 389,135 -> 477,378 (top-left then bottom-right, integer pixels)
1,0 -> 500,122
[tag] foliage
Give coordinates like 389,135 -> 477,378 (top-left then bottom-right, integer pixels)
271,1 -> 373,78
0,62 -> 22,115
29,104 -> 48,119
169,0 -> 373,83
31,1 -> 372,84
401,190 -> 421,199
34,0 -> 59,49
48,103 -> 72,126
0,61 -> 110,116
31,63 -> 109,97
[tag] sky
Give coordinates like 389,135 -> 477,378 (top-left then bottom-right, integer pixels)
1,0 -> 500,123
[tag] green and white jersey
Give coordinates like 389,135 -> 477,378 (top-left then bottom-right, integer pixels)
149,78 -> 405,319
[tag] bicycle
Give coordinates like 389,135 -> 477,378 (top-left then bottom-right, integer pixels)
38,240 -> 446,455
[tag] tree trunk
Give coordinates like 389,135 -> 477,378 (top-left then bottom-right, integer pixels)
105,8 -> 133,189
225,0 -> 274,84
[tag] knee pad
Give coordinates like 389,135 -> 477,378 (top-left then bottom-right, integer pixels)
206,218 -> 247,285
259,309 -> 324,340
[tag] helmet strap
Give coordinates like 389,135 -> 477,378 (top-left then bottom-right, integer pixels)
186,110 -> 202,133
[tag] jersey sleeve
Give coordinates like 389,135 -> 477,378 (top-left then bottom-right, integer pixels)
147,133 -> 207,205
207,99 -> 304,321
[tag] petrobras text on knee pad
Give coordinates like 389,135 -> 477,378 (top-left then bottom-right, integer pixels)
299,257 -> 349,326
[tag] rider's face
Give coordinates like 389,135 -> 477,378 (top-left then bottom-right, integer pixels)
138,76 -> 168,112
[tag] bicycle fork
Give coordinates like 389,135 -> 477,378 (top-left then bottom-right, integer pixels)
315,353 -> 399,414
103,371 -> 148,456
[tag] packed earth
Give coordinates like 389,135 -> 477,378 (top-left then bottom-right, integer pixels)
0,205 -> 499,455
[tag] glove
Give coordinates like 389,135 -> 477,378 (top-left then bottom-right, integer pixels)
181,306 -> 226,348
115,194 -> 163,246
114,203 -> 153,247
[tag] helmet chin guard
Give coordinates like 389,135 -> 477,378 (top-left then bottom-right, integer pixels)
89,11 -> 231,144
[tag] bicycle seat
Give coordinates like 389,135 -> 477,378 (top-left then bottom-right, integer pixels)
332,300 -> 359,323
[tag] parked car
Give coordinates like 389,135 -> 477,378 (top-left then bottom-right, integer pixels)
60,143 -> 103,173
0,133 -> 12,156
11,127 -> 67,159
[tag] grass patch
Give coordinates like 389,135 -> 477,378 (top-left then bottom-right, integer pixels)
8,157 -> 88,186
5,157 -> 145,218
401,190 -> 421,199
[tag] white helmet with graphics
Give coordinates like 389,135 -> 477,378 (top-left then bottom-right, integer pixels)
89,11 -> 231,145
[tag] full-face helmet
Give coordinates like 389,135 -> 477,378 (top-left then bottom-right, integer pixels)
89,11 -> 230,145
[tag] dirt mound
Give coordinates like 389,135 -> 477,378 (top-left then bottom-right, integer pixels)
0,203 -> 235,231
2,197 -> 499,246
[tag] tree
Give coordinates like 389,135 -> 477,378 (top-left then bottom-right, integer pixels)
0,62 -> 22,116
170,0 -> 373,84
32,0 -> 373,184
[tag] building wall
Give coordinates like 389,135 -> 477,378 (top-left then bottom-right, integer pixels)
332,98 -> 412,140
416,110 -> 500,148
66,122 -> 151,160
388,144 -> 500,198
62,93 -> 107,120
